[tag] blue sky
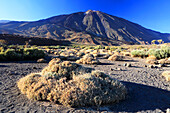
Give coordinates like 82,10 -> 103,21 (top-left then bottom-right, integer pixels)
0,0 -> 170,33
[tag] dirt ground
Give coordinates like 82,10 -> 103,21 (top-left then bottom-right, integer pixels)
0,57 -> 169,113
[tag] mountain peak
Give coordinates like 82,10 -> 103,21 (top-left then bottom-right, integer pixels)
0,10 -> 169,45
85,10 -> 99,14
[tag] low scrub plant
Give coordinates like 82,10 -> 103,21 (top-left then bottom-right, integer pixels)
147,46 -> 170,59
131,50 -> 147,58
0,46 -> 46,61
23,48 -> 46,60
0,53 -> 5,60
94,45 -> 104,50
76,54 -> 100,65
4,49 -> 22,60
162,71 -> 170,81
17,60 -> 127,107
108,54 -> 124,61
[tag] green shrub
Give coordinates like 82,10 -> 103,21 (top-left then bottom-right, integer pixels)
23,48 -> 46,60
146,46 -> 170,59
160,46 -> 170,58
110,46 -> 118,51
0,47 -> 4,52
48,46 -> 65,49
4,49 -> 22,60
0,52 -> 5,61
85,46 -> 94,50
131,50 -> 147,57
95,45 -> 104,50
104,46 -> 110,50
146,49 -> 156,56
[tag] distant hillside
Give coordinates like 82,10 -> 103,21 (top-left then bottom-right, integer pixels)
0,10 -> 169,45
0,34 -> 71,46
0,20 -> 10,23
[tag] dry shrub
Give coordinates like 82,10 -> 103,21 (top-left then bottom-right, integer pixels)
17,73 -> 52,100
121,52 -> 131,56
162,71 -> 170,81
17,60 -> 127,107
145,55 -> 158,64
108,54 -> 124,61
147,55 -> 157,60
91,50 -> 98,54
76,52 -> 85,57
59,51 -> 79,61
108,50 -> 114,55
76,54 -> 100,65
158,58 -> 170,64
85,49 -> 94,54
146,59 -> 158,64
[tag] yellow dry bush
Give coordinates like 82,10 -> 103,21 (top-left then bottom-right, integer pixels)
76,54 -> 100,65
76,52 -> 85,57
121,52 -> 131,56
145,56 -> 158,64
48,58 -> 61,67
147,55 -> 157,60
146,59 -> 157,64
17,60 -> 127,107
162,71 -> 170,81
85,49 -> 94,54
108,54 -> 124,61
158,58 -> 170,64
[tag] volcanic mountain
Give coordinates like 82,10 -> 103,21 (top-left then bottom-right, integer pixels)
0,10 -> 169,45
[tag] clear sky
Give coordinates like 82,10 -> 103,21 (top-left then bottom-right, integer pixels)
0,0 -> 170,33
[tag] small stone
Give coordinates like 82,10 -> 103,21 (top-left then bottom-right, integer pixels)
148,65 -> 154,68
110,68 -> 114,71
8,71 -> 16,75
126,63 -> 132,67
158,64 -> 166,67
123,63 -> 127,66
166,108 -> 170,113
37,58 -> 47,63
33,67 -> 37,69
143,65 -> 147,67
154,65 -> 158,68
117,68 -> 122,71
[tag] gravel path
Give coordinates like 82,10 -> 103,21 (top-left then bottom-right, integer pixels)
0,57 -> 169,113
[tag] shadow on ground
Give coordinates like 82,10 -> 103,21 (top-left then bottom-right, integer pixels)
98,62 -> 114,65
108,81 -> 170,112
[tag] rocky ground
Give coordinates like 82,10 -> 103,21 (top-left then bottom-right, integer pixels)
0,56 -> 169,113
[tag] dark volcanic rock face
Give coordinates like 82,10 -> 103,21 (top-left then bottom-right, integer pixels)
0,10 -> 169,45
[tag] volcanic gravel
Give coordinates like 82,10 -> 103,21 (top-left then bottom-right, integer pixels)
0,57 -> 169,113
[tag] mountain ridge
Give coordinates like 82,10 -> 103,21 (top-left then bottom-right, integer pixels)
0,10 -> 169,45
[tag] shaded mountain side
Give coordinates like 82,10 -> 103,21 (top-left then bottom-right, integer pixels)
0,34 -> 71,46
0,10 -> 169,45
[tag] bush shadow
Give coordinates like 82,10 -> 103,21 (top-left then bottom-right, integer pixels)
108,81 -> 170,112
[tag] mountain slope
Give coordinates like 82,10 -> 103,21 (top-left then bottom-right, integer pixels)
0,20 -> 10,23
0,10 -> 169,45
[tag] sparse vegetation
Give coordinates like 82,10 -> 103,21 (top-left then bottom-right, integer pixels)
162,71 -> 170,81
146,46 -> 170,59
0,46 -> 46,61
17,60 -> 127,107
108,54 -> 124,61
76,54 -> 100,64
131,50 -> 147,58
